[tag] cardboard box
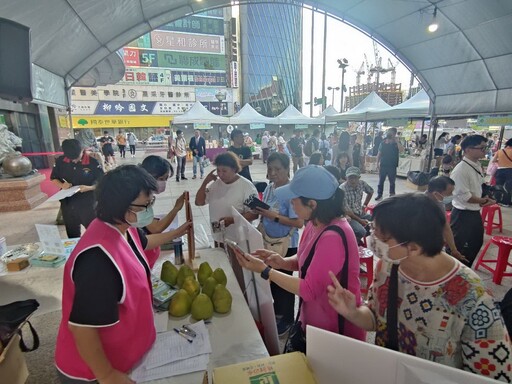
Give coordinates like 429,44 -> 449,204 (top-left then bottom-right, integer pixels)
213,352 -> 317,384
405,179 -> 427,192
0,334 -> 29,384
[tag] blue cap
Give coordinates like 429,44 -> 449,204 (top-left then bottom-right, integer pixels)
275,165 -> 339,200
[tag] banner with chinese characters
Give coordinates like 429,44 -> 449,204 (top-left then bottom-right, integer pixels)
156,51 -> 226,71
230,61 -> 239,88
157,16 -> 225,36
194,123 -> 212,130
118,68 -> 172,86
170,71 -> 227,86
59,115 -> 173,129
201,102 -> 228,116
150,30 -> 225,54
94,101 -> 156,115
477,114 -> 512,126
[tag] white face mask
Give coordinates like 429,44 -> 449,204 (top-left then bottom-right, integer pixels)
369,233 -> 408,264
127,206 -> 154,228
156,180 -> 167,194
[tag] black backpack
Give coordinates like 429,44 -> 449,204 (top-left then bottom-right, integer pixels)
304,137 -> 316,157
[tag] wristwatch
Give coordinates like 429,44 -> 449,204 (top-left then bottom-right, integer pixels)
261,266 -> 273,280
274,216 -> 280,223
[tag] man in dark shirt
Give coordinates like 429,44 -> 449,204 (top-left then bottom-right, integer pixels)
50,139 -> 104,238
189,129 -> 207,179
287,130 -> 304,173
376,127 -> 403,200
98,130 -> 115,167
228,129 -> 253,181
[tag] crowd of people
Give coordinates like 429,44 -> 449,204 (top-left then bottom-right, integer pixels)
51,127 -> 512,383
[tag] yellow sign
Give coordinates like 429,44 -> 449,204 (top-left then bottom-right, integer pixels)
59,115 -> 173,129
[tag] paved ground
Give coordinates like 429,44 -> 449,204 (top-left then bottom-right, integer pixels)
1,149 -> 511,297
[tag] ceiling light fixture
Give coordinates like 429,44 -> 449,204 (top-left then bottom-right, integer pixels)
428,7 -> 439,33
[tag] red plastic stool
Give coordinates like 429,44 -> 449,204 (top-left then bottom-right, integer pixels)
481,204 -> 503,235
365,204 -> 376,216
359,247 -> 374,295
474,236 -> 512,284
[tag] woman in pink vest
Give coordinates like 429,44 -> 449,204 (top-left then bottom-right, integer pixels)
55,165 -> 189,383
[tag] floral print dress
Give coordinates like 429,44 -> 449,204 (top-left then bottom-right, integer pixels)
368,259 -> 512,382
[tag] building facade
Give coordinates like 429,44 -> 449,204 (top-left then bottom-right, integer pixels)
239,3 -> 302,117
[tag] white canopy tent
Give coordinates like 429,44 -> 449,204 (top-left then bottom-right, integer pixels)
276,104 -> 324,125
172,101 -> 229,125
316,105 -> 339,118
371,89 -> 431,121
326,92 -> 390,122
229,103 -> 277,125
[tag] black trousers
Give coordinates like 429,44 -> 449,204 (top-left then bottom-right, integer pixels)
129,144 -> 136,154
495,168 -> 512,205
118,144 -> 126,158
60,198 -> 96,238
450,208 -> 484,267
377,165 -> 397,196
271,247 -> 297,324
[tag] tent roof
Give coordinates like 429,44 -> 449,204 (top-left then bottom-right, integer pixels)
229,103 -> 277,125
316,105 -> 339,118
371,89 -> 431,121
1,0 -> 512,115
327,92 -> 390,122
276,105 -> 324,125
173,101 -> 229,125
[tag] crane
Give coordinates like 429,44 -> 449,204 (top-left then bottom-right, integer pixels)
386,58 -> 399,84
363,54 -> 374,84
354,61 -> 365,87
369,40 -> 388,91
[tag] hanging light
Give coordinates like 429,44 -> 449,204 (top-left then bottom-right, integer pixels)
428,7 -> 439,33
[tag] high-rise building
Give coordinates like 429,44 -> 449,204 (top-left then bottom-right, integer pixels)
239,3 -> 302,117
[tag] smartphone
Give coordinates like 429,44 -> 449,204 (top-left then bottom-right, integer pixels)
244,195 -> 270,210
225,239 -> 251,260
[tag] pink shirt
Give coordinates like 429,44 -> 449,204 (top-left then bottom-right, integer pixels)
298,218 -> 366,341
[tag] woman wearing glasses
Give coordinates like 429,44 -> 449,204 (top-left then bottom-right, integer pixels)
327,193 -> 511,381
55,165 -> 190,383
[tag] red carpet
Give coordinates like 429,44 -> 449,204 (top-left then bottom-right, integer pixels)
38,168 -> 59,197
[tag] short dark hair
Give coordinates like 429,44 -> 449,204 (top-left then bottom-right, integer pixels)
140,155 -> 173,179
309,152 -> 323,165
323,165 -> 342,181
427,176 -> 455,193
267,152 -> 290,170
442,155 -> 453,164
214,152 -> 241,172
96,165 -> 157,224
461,134 -> 487,151
103,131 -> 109,134
450,135 -> 461,144
230,129 -> 243,141
505,138 -> 512,147
313,128 -> 320,136
335,152 -> 351,166
373,193 -> 445,257
61,139 -> 82,159
300,188 -> 345,225
176,129 -> 182,135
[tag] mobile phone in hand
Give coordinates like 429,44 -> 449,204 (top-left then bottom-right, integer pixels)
244,195 -> 270,210
225,239 -> 251,260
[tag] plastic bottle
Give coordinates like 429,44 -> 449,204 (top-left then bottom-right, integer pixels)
173,237 -> 184,265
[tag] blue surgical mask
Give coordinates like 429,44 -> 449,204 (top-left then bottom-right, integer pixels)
127,206 -> 154,228
442,196 -> 453,205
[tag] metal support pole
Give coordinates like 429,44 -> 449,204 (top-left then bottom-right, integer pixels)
321,12 -> 327,111
340,69 -> 346,112
309,9 -> 315,117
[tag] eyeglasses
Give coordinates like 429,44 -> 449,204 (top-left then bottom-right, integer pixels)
469,146 -> 487,151
129,196 -> 156,212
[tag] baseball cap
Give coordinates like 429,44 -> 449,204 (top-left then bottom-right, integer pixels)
275,165 -> 339,200
345,167 -> 361,178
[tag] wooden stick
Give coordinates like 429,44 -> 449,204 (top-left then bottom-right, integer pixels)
184,191 -> 197,269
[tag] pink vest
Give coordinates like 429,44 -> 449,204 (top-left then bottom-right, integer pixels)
55,219 -> 156,380
144,247 -> 160,269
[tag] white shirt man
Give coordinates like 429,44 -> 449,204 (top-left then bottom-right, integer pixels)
261,131 -> 270,163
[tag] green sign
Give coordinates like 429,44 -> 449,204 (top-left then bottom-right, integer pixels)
385,118 -> 408,126
0,115 -> 4,124
157,51 -> 226,71
250,123 -> 265,130
161,16 -> 225,36
477,114 -> 512,126
295,124 -> 308,129
194,123 -> 212,130
127,34 -> 152,49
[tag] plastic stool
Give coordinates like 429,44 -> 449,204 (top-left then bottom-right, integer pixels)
481,204 -> 503,235
359,247 -> 374,295
474,236 -> 512,285
365,204 -> 376,217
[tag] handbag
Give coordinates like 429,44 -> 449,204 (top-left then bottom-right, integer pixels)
0,299 -> 40,352
283,225 -> 349,354
257,222 -> 293,257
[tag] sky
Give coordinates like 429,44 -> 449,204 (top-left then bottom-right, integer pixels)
302,8 -> 416,117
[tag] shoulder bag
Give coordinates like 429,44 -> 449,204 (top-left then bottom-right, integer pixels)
0,299 -> 40,352
283,225 -> 349,354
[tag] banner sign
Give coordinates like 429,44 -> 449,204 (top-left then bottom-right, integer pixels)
94,101 -> 156,115
150,30 -> 225,54
137,49 -> 160,67
250,123 -> 265,130
295,124 -> 308,129
202,101 -> 228,116
158,16 -> 225,36
156,51 -> 226,71
119,68 -> 172,86
193,123 -> 212,130
171,71 -> 227,86
230,61 -> 239,88
123,47 -> 140,66
385,118 -> 408,126
477,114 -> 512,126
195,88 -> 233,102
70,100 -> 98,114
60,115 -> 173,129
153,102 -> 195,115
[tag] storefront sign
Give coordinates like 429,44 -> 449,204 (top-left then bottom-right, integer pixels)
119,68 -> 172,86
60,115 -> 173,129
202,101 -> 228,116
194,123 -> 212,130
70,100 -> 98,114
138,49 -> 159,67
171,71 -> 227,86
153,102 -> 195,114
477,114 -> 512,126
195,88 -> 233,102
150,30 -> 225,54
123,47 -> 140,66
230,61 -> 239,88
94,101 -> 156,115
158,16 -> 225,36
127,34 -> 152,49
156,51 -> 226,71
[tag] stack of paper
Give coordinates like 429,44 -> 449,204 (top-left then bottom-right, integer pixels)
131,321 -> 212,382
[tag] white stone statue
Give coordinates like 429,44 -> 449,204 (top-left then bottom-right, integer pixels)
0,124 -> 23,165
